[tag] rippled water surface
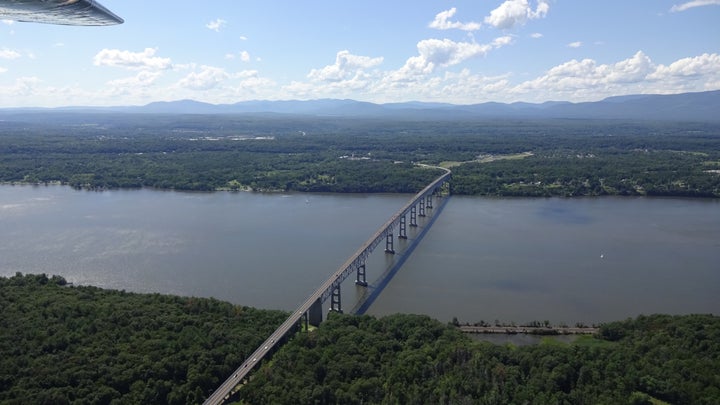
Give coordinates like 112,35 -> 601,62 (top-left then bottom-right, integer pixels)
2,186 -> 718,323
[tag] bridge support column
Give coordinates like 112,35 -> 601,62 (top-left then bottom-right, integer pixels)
419,198 -> 426,217
410,206 -> 418,227
385,232 -> 395,254
308,297 -> 323,327
426,194 -> 433,209
355,263 -> 368,286
330,286 -> 342,313
399,215 -> 407,239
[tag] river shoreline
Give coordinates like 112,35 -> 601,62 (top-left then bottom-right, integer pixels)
458,325 -> 599,335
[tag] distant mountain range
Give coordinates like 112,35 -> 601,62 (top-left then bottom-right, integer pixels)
4,90 -> 720,121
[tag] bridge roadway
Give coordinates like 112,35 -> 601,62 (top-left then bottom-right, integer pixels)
203,168 -> 451,405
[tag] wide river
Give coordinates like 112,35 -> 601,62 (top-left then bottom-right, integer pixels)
1,185 -> 718,324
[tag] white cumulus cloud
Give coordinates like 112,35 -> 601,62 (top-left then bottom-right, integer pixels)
649,53 -> 720,80
206,18 -> 227,32
434,69 -> 512,102
508,51 -> 720,101
485,0 -> 549,29
390,36 -> 513,81
429,8 -> 481,31
568,41 -> 583,48
670,0 -> 720,12
224,51 -> 251,62
492,36 -> 515,47
177,65 -> 230,91
401,39 -> 489,77
105,71 -> 163,97
0,48 -> 21,60
93,48 -> 172,71
308,50 -> 383,82
230,71 -> 276,97
1,76 -> 41,97
107,71 -> 162,89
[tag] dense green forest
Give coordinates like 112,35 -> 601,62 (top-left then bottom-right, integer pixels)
238,313 -> 720,405
1,114 -> 719,197
0,273 -> 287,404
2,274 -> 718,404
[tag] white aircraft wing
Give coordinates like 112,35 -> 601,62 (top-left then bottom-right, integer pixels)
0,0 -> 123,26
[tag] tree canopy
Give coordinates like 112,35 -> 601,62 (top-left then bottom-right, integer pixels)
1,274 -> 718,404
238,312 -> 720,404
0,273 -> 287,404
1,115 -> 718,197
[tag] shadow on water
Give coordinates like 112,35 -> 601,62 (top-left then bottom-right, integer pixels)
353,195 -> 451,315
537,201 -> 594,225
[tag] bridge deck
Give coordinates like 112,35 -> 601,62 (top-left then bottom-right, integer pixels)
203,168 -> 451,405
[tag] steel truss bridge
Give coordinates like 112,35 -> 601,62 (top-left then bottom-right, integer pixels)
204,168 -> 451,405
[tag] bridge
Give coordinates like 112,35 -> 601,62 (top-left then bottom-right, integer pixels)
203,168 -> 451,405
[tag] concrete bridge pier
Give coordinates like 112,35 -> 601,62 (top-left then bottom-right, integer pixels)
426,194 -> 433,209
410,206 -> 418,227
385,232 -> 395,254
330,286 -> 342,313
419,198 -> 426,217
399,215 -> 407,239
355,263 -> 368,287
308,298 -> 323,327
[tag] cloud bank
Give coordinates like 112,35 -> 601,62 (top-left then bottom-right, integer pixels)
93,48 -> 172,71
2,1 -> 718,107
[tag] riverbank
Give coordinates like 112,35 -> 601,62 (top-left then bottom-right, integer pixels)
459,325 -> 599,335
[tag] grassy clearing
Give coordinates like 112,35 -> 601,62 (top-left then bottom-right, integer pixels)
440,151 -> 534,169
571,335 -> 616,348
476,151 -> 534,163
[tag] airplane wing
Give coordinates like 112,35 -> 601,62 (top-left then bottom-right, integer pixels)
0,0 -> 123,26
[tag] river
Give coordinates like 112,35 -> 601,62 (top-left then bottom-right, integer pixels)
1,185 -> 718,324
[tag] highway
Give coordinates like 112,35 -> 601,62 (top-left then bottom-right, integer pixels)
203,168 -> 450,405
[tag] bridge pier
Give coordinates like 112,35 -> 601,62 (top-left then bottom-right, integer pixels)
355,263 -> 368,287
308,298 -> 323,327
410,205 -> 418,227
330,286 -> 342,313
419,198 -> 426,217
385,232 -> 395,254
426,194 -> 433,209
399,215 -> 407,239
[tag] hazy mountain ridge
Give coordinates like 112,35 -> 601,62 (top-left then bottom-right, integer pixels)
2,90 -> 719,121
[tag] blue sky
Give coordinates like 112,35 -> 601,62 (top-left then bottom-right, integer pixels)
1,0 -> 719,107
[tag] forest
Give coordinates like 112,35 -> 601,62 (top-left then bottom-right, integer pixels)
237,312 -> 720,405
1,274 -> 718,404
0,273 -> 287,404
0,114 -> 719,197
